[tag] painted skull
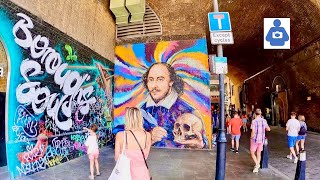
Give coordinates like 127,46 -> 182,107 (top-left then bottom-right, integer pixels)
173,113 -> 203,142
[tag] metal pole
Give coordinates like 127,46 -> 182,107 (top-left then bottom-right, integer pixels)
213,0 -> 227,180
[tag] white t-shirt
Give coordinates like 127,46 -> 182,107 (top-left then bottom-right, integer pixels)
286,118 -> 300,136
85,135 -> 99,154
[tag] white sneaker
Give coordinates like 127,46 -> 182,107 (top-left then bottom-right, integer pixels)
253,165 -> 260,173
286,155 -> 292,160
294,157 -> 298,163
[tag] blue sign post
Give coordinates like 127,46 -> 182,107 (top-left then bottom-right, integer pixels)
209,2 -> 230,180
208,12 -> 232,32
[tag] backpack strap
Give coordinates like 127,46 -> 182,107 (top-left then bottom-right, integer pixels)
125,130 -> 128,149
144,130 -> 147,149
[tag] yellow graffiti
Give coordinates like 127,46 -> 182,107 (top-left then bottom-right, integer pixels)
46,156 -> 63,167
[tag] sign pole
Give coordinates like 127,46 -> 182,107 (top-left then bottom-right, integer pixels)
213,0 -> 227,180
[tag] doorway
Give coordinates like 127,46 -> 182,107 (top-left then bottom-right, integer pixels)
271,76 -> 288,127
0,40 -> 8,167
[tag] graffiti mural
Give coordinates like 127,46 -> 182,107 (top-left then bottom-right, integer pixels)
0,5 -> 113,178
114,39 -> 211,149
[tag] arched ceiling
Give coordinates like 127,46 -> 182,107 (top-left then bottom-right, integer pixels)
146,0 -> 320,85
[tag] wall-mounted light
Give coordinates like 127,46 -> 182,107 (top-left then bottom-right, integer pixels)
307,96 -> 311,101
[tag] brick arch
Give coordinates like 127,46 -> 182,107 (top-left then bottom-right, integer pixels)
272,75 -> 287,92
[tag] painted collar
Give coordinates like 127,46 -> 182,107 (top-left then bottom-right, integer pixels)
145,89 -> 179,109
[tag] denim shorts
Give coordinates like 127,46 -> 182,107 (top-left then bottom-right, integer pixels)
287,136 -> 297,148
231,134 -> 241,141
297,135 -> 305,140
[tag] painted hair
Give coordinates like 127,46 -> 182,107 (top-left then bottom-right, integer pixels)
142,63 -> 184,95
125,107 -> 144,130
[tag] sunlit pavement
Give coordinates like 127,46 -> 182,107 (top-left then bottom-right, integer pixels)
240,126 -> 320,180
4,140 -> 288,180
5,127 -> 318,180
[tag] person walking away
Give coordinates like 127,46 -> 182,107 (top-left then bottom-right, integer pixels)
114,107 -> 152,180
295,115 -> 307,154
242,114 -> 248,132
250,109 -> 271,173
229,112 -> 242,153
84,124 -> 100,180
226,114 -> 231,134
286,112 -> 300,163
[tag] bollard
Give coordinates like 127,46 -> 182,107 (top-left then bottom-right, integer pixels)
295,150 -> 306,180
260,138 -> 269,169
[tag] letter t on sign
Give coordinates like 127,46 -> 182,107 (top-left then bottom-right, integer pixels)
214,14 -> 225,30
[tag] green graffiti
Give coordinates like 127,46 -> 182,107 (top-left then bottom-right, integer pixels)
64,44 -> 77,63
106,121 -> 112,128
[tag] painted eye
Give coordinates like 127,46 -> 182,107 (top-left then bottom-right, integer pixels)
183,124 -> 191,131
174,123 -> 181,129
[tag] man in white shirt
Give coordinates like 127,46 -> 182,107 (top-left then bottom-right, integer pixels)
286,112 -> 301,163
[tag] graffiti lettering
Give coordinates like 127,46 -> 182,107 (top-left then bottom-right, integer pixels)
13,106 -> 39,139
13,13 -> 96,131
73,142 -> 87,152
46,156 -> 63,167
18,134 -> 48,163
17,157 -> 47,176
70,134 -> 86,143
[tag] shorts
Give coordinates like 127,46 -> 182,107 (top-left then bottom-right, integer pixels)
287,136 -> 298,148
88,149 -> 99,160
250,139 -> 263,152
297,135 -> 305,140
242,119 -> 247,123
231,134 -> 241,141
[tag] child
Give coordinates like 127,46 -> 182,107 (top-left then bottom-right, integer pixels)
84,124 -> 100,180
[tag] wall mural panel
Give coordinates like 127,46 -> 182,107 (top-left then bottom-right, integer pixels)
114,39 -> 211,149
0,3 -> 113,178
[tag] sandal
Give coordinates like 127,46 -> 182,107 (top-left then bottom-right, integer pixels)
96,173 -> 101,176
89,175 -> 94,180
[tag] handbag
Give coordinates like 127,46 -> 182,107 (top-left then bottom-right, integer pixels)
108,131 -> 132,180
129,130 -> 152,180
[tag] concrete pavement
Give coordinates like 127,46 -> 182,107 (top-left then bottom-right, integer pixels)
239,126 -> 320,180
3,126 -> 319,179
12,145 -> 284,180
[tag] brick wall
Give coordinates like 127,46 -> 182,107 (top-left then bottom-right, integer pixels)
11,0 -> 116,61
0,42 -> 7,92
116,0 -> 213,45
244,39 -> 320,132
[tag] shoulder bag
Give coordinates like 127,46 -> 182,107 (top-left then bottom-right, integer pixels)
108,131 -> 132,180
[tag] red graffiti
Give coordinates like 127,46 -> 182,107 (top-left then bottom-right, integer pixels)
17,129 -> 51,163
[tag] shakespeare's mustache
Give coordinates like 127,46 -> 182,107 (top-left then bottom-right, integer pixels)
150,88 -> 161,93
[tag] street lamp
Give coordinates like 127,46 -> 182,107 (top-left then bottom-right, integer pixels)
212,0 -> 227,180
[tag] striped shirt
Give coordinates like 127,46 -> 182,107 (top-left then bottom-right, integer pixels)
251,118 -> 269,143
